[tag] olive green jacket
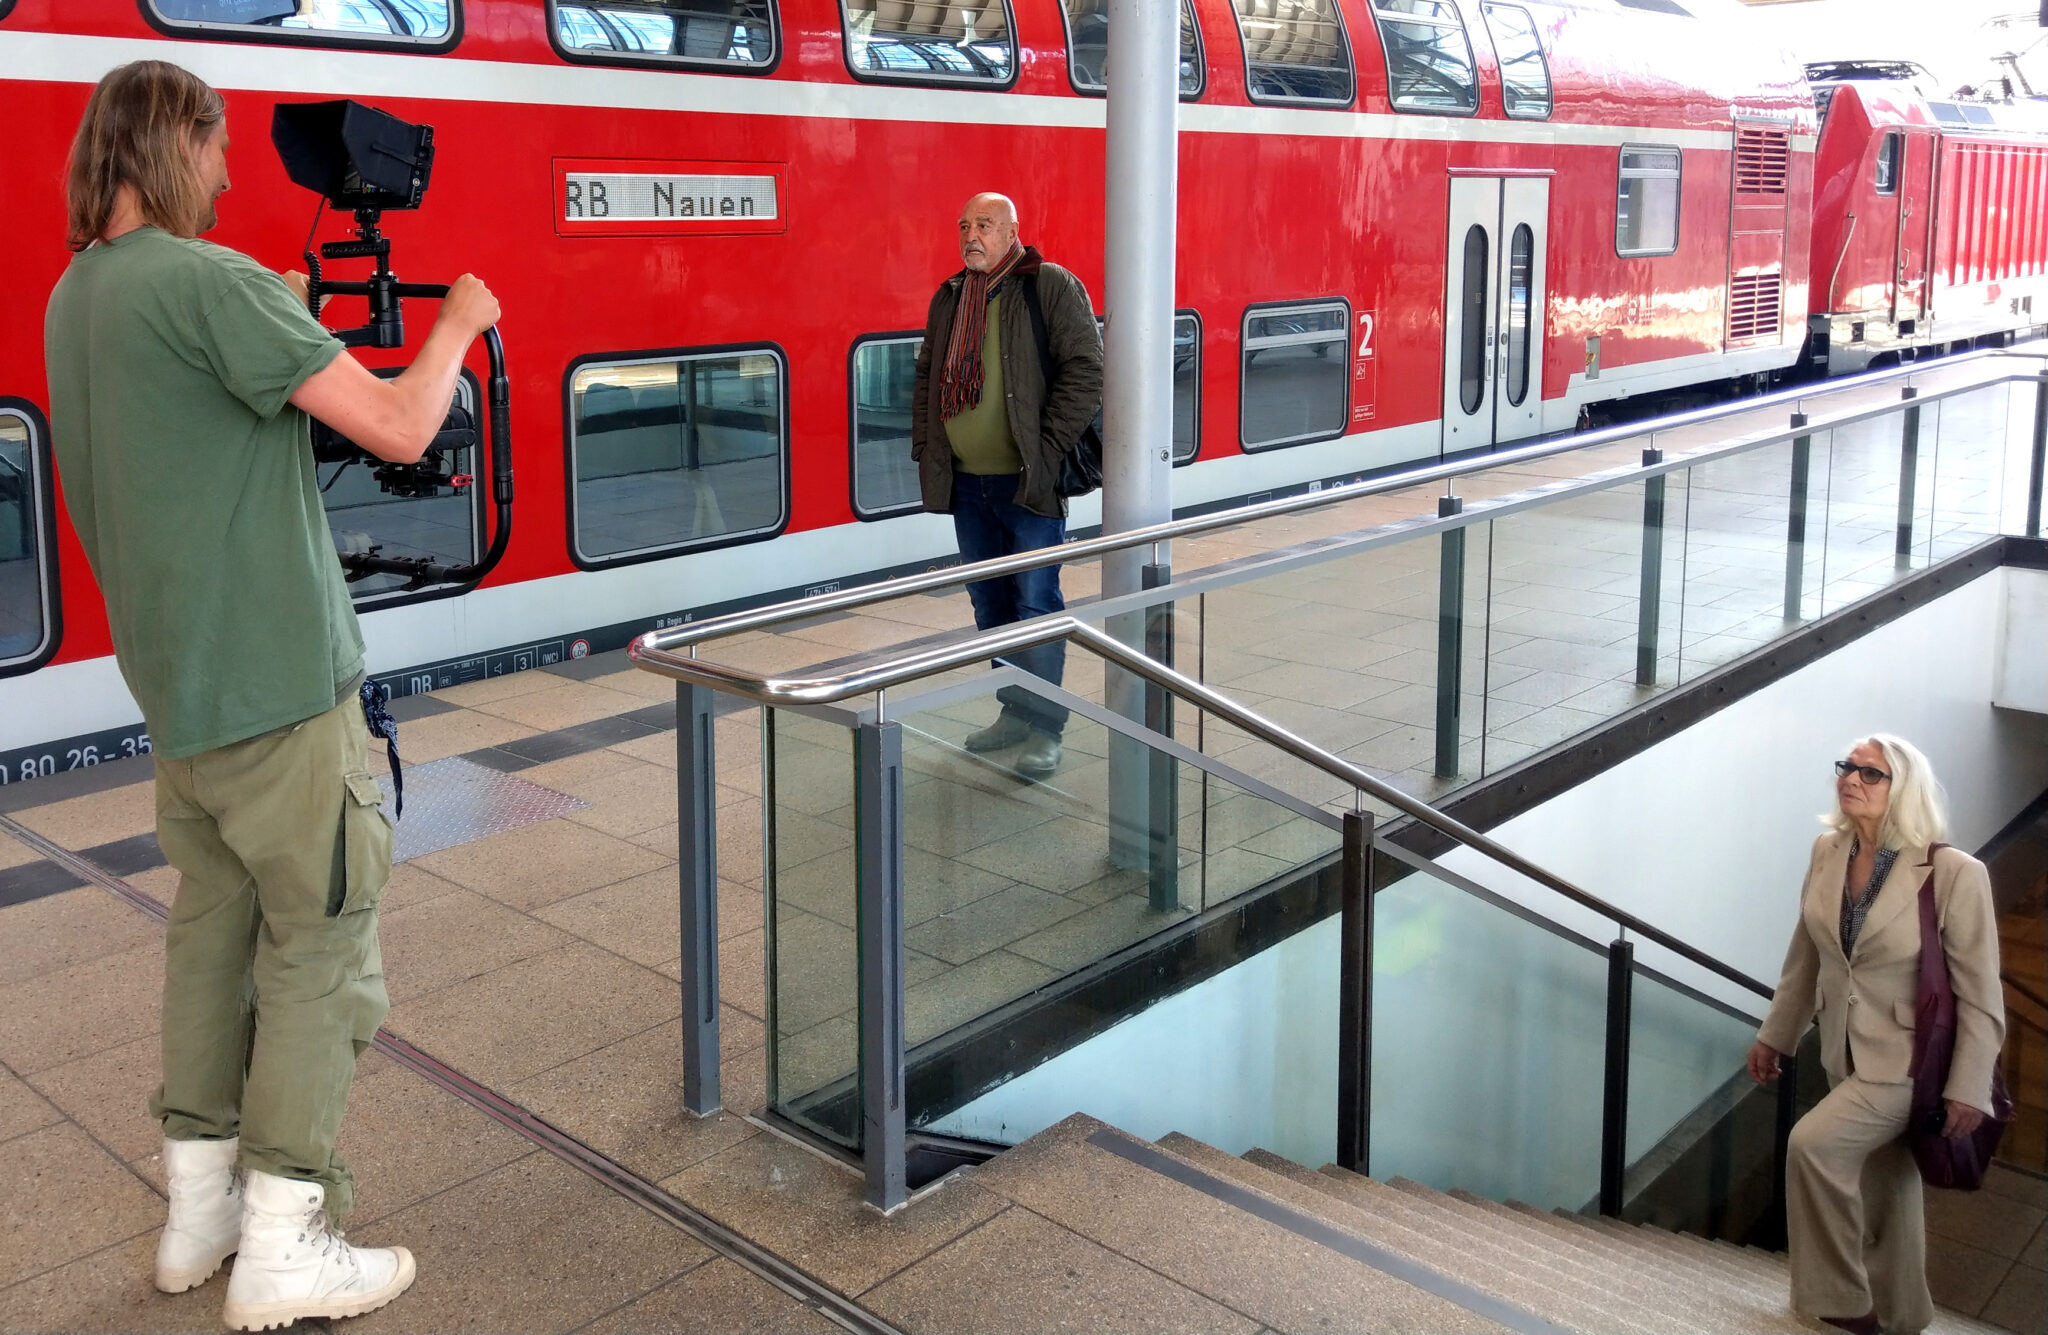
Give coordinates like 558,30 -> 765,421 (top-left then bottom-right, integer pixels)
911,248 -> 1104,519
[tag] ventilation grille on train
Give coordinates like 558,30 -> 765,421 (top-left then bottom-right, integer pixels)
1735,127 -> 1791,194
1729,271 -> 1784,342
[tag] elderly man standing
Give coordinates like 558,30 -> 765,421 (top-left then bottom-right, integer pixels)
911,192 -> 1104,778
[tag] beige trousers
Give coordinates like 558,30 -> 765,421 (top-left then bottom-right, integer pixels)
1786,1073 -> 1931,1334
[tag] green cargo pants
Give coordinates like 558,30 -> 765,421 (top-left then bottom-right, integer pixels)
148,696 -> 393,1224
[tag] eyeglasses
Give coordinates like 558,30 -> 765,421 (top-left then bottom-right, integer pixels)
1834,759 -> 1892,785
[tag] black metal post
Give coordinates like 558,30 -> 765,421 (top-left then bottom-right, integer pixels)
1435,497 -> 1466,780
676,682 -> 721,1115
2030,371 -> 2047,539
1142,561 -> 1179,912
1599,935 -> 1635,1217
1636,446 -> 1665,687
1336,810 -> 1376,1174
856,718 -> 907,1212
1765,1051 -> 1800,1250
1784,413 -> 1811,621
1896,387 -> 1921,563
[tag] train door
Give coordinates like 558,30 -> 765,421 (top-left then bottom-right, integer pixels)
1442,175 -> 1550,454
1893,131 -> 1937,326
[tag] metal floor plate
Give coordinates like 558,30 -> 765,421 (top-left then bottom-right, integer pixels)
376,756 -> 588,863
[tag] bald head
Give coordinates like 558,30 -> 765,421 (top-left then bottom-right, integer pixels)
958,192 -> 1021,272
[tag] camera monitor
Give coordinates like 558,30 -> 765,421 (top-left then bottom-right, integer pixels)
271,100 -> 434,213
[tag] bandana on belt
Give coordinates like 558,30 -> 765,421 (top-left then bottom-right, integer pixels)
937,242 -> 1026,419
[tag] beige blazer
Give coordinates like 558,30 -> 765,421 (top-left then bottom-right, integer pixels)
1758,832 -> 2005,1112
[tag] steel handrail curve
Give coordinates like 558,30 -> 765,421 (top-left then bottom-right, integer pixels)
632,614 -> 1776,1000
635,346 -> 2046,659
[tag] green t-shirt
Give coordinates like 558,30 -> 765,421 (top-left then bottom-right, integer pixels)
43,227 -> 361,759
943,293 -> 1023,476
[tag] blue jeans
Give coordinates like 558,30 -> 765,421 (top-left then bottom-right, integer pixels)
951,472 -> 1069,737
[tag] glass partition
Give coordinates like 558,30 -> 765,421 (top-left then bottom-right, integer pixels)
764,708 -> 861,1146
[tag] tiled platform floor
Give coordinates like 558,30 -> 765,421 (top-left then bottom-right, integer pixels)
2,354 -> 2044,1333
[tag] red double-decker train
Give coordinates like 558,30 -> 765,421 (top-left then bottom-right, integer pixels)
1,0 -> 2043,779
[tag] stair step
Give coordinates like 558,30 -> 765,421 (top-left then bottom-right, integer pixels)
1282,1160 -> 1670,1335
966,1115 -> 1509,1335
1372,1177 -> 1805,1335
1160,1138 -> 1625,1335
1442,1190 -> 1818,1334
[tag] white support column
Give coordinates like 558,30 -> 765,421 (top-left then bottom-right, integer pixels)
1101,0 -> 1180,871
1100,0 -> 1180,580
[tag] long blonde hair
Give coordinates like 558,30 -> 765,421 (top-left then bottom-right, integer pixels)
65,61 -> 225,252
1822,733 -> 1950,850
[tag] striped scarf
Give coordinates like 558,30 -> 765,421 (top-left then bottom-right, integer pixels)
937,242 -> 1026,419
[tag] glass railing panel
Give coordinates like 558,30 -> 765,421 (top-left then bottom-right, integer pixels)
1369,857 -> 1610,1209
1620,967 -> 1771,1231
1476,481 -> 1677,773
1925,383 -> 2022,562
888,675 -> 1340,1131
1814,404 -> 1911,616
763,707 -> 861,1146
1672,438 -> 1806,682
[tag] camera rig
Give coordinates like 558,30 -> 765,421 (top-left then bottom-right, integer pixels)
271,99 -> 512,591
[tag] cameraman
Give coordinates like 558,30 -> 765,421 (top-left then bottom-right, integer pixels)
43,60 -> 496,1331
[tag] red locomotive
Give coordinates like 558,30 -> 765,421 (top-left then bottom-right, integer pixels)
0,0 -> 2035,778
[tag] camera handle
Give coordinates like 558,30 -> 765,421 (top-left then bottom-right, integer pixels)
318,275 -> 514,590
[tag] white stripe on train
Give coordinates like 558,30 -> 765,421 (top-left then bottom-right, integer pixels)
1,29 -> 1813,154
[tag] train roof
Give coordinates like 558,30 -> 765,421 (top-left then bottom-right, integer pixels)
1823,79 -> 2048,141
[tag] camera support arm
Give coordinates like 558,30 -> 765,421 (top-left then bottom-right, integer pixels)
319,277 -> 514,591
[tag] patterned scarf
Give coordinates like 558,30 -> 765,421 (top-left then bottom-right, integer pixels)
937,242 -> 1026,418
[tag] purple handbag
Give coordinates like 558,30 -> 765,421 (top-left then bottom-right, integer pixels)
1907,848 -> 2013,1191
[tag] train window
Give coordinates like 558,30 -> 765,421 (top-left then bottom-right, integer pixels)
0,405 -> 57,674
850,334 -> 923,520
1876,133 -> 1901,195
1480,3 -> 1550,119
1241,300 -> 1349,451
1232,1 -> 1355,106
567,348 -> 787,567
1458,227 -> 1488,414
1061,1 -> 1205,99
323,372 -> 484,606
1172,312 -> 1202,464
148,0 -> 455,45
1505,224 -> 1533,407
1616,145 -> 1681,256
1369,0 -> 1477,114
840,0 -> 1016,85
549,1 -> 776,69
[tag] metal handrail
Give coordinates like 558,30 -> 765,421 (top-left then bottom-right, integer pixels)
635,346 -> 2045,659
633,612 -> 1775,1000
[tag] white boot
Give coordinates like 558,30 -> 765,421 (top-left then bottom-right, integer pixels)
220,1170 -> 415,1332
155,1135 -> 242,1292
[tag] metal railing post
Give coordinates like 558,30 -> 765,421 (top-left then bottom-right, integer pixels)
856,717 -> 907,1212
1142,561 -> 1179,911
1896,387 -> 1921,563
1636,446 -> 1665,686
1784,413 -> 1811,621
1434,496 -> 1466,779
676,682 -> 721,1115
2030,370 -> 2047,538
1336,809 -> 1376,1174
1765,1051 -> 1800,1250
1599,934 -> 1635,1217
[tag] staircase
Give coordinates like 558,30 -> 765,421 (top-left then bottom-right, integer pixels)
957,1113 -> 2013,1335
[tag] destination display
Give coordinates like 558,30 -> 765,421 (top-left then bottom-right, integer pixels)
555,159 -> 786,236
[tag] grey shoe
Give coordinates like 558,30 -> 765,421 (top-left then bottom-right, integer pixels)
963,714 -> 1031,753
1015,732 -> 1062,778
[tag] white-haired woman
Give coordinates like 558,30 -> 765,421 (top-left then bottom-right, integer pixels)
1747,735 -> 2004,1335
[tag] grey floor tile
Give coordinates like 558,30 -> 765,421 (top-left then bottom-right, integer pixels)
577,1256 -> 841,1334
1927,1184 -> 2048,1259
0,1233 -> 223,1334
905,884 -> 1088,967
1980,1262 -> 2048,1335
0,1123 -> 164,1289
